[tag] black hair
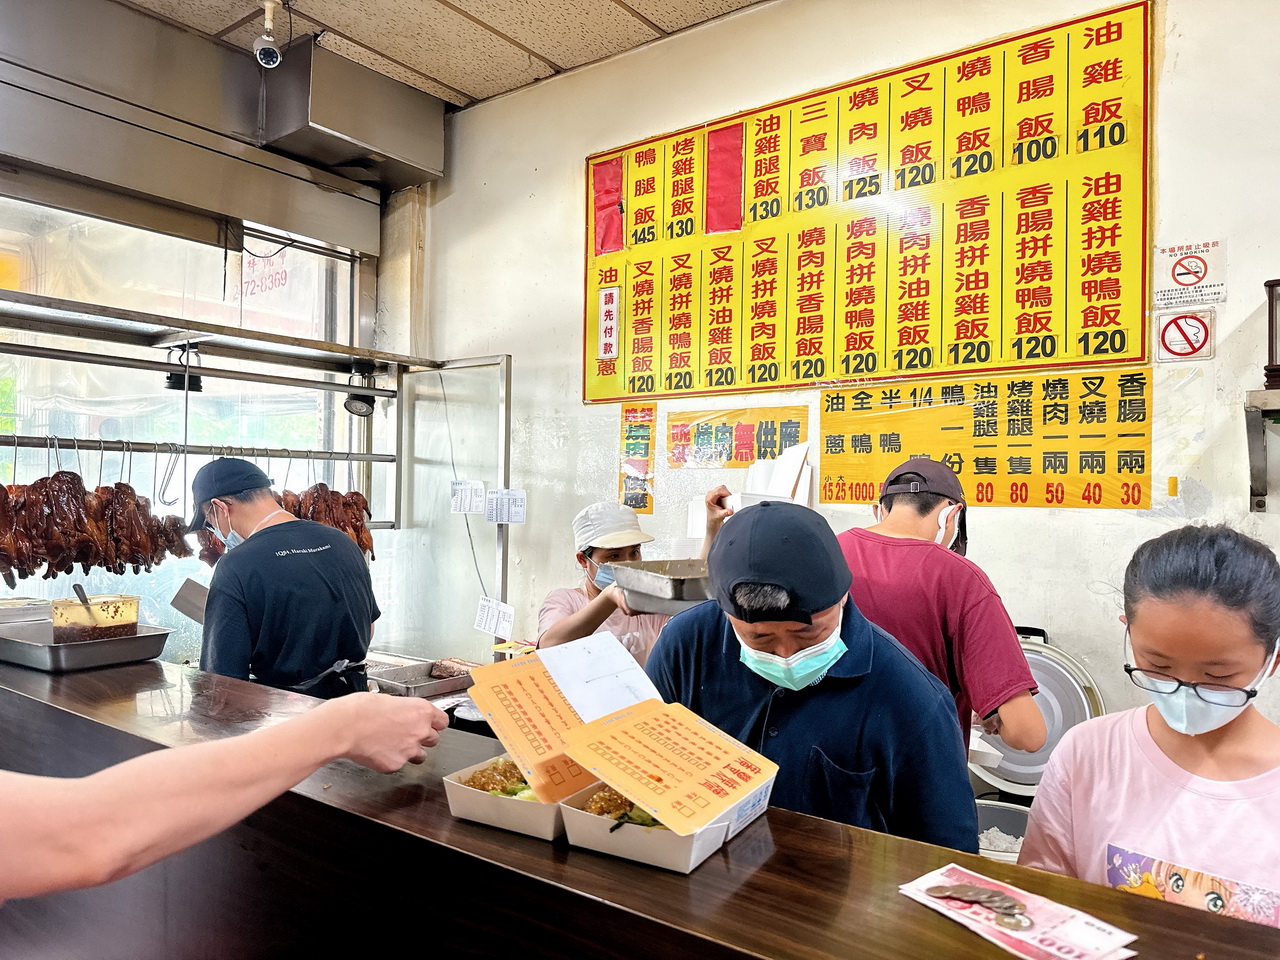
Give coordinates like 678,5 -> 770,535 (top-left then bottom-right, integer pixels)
731,582 -> 792,617
1124,524 -> 1280,655
880,490 -> 950,517
203,486 -> 273,513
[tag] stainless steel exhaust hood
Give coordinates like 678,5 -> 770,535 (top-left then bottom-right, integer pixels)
263,38 -> 445,193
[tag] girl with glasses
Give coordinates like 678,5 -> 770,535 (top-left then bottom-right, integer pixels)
1020,524 -> 1280,927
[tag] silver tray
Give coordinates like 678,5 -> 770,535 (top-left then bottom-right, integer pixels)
608,558 -> 710,599
365,659 -> 475,698
0,623 -> 171,673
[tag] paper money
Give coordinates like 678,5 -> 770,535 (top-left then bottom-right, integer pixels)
900,863 -> 1138,960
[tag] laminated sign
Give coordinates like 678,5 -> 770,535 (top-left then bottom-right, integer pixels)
584,2 -> 1150,402
819,365 -> 1151,509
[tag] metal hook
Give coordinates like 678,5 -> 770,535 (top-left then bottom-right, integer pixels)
282,451 -> 292,491
11,434 -> 18,486
45,436 -> 52,475
71,437 -> 82,476
96,440 -> 104,489
158,443 -> 181,506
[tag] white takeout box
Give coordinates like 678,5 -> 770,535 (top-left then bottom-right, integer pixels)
442,754 -> 580,841
558,771 -> 776,874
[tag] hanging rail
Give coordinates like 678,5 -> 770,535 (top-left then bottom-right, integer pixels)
0,341 -> 397,398
0,435 -> 396,463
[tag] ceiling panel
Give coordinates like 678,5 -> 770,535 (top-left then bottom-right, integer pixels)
626,0 -> 760,34
314,33 -> 473,105
453,0 -> 660,70
117,0 -> 261,35
118,0 -> 774,107
294,0 -> 553,102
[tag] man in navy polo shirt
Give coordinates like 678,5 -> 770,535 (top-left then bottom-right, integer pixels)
645,500 -> 979,852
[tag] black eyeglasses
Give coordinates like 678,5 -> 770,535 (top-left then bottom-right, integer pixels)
1123,630 -> 1260,707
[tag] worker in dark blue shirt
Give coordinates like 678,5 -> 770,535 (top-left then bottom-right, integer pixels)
645,500 -> 979,853
189,459 -> 378,699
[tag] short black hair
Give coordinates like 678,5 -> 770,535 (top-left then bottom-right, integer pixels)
1125,524 -> 1280,656
203,486 -> 273,513
730,582 -> 792,618
880,490 -> 950,517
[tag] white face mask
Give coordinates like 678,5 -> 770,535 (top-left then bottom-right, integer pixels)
935,503 -> 962,549
1135,641 -> 1279,737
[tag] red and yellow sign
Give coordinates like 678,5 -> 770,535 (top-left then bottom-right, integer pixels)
585,3 -> 1149,403
819,365 -> 1151,509
619,402 -> 657,513
666,405 -> 807,468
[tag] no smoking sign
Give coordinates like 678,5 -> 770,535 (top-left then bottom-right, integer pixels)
1156,308 -> 1214,362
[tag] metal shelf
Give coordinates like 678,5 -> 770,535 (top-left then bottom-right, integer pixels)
0,289 -> 442,377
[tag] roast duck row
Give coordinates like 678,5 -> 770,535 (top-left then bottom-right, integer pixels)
0,471 -> 375,584
0,470 -> 192,586
195,483 -> 374,566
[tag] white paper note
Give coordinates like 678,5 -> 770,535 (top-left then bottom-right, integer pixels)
537,631 -> 662,722
474,596 -> 515,639
450,480 -> 486,514
485,488 -> 527,524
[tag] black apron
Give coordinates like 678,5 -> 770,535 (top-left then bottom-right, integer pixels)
284,659 -> 368,699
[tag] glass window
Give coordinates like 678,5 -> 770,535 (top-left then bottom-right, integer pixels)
0,191 -> 370,667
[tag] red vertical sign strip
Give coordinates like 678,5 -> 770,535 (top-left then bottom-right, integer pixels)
592,157 -> 624,255
705,124 -> 745,234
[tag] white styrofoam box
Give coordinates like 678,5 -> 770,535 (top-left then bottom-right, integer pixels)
559,775 -> 775,873
968,729 -> 1004,769
442,755 -> 573,841
560,782 -> 730,874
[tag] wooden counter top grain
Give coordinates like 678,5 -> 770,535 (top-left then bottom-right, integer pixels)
1,660 -> 1277,960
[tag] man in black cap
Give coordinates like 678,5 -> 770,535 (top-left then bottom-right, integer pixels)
645,500 -> 979,851
190,458 -> 378,698
838,457 -> 1045,753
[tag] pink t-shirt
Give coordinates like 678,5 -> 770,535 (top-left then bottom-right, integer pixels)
837,527 -> 1035,730
1020,707 -> 1280,928
537,587 -> 668,666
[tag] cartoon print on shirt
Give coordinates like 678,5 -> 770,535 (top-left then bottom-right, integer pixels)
1106,844 -> 1280,928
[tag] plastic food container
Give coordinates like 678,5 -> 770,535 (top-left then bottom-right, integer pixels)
0,598 -> 53,623
976,799 -> 1029,863
51,594 -> 140,643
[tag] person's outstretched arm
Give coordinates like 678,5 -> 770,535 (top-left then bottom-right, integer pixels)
0,692 -> 448,901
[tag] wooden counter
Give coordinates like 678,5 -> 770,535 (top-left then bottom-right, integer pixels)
1,660 -> 1277,959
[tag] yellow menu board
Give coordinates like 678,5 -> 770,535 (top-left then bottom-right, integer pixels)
666,405 -> 808,468
818,365 -> 1151,508
563,700 -> 778,836
585,2 -> 1149,403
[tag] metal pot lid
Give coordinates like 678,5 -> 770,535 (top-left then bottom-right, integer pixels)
971,640 -> 1105,795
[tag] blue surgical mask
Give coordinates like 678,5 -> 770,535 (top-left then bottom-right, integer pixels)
209,504 -> 244,552
735,625 -> 846,691
588,558 -> 615,590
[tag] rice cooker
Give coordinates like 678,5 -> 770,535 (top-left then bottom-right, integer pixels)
970,627 -> 1105,797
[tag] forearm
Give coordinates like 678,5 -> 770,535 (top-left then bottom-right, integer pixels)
537,595 -> 616,647
0,706 -> 346,899
995,691 -> 1047,752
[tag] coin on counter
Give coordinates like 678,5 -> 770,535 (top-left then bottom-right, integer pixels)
996,912 -> 1035,930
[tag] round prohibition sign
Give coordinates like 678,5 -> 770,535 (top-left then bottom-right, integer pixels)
1160,314 -> 1210,357
1172,254 -> 1207,286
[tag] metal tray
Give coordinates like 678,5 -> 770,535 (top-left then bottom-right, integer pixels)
608,558 -> 710,600
0,623 -> 171,673
608,558 -> 712,616
366,659 -> 475,698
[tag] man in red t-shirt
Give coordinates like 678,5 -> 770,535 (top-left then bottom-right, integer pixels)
837,458 -> 1046,753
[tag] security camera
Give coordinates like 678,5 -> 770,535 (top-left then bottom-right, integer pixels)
253,34 -> 282,68
253,1 -> 283,68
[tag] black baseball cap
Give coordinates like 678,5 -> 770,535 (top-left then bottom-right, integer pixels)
880,457 -> 966,503
708,500 -> 852,625
187,458 -> 273,533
